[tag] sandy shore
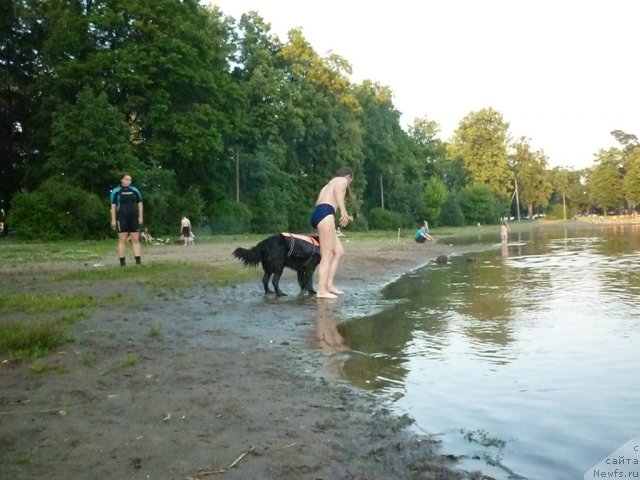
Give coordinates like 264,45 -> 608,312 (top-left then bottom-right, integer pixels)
1,236 -> 487,480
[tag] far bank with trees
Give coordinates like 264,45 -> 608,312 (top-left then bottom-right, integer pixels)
2,1 -> 638,239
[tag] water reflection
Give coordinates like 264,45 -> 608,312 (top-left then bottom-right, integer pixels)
312,299 -> 351,379
314,299 -> 347,352
339,301 -> 413,391
341,250 -> 523,372
338,224 -> 640,479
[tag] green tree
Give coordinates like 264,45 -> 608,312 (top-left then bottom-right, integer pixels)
408,116 -> 447,179
589,148 -> 624,214
610,129 -> 639,155
451,107 -> 511,196
622,148 -> 640,211
440,193 -> 465,226
423,177 -> 448,226
441,147 -> 469,194
24,0 -> 103,187
355,80 -> 422,218
112,0 -> 234,193
356,81 -> 401,210
14,0 -> 239,223
407,116 -> 452,222
548,167 -> 579,219
1,0 -> 48,205
228,12 -> 307,229
511,137 -> 553,219
610,130 -> 640,211
458,184 -> 500,225
44,87 -> 137,194
232,11 -> 290,152
280,28 -> 364,209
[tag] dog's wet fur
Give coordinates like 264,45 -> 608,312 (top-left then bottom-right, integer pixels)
233,233 -> 321,296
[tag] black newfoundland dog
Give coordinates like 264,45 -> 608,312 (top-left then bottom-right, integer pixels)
233,233 -> 321,296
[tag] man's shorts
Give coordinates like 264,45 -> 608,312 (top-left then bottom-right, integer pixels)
117,214 -> 139,234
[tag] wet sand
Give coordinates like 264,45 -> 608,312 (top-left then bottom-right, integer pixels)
0,236 -> 487,479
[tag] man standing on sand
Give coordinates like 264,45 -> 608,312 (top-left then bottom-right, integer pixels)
110,173 -> 143,266
310,167 -> 353,299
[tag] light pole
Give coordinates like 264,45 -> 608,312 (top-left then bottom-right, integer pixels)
236,148 -> 240,203
514,178 -> 521,222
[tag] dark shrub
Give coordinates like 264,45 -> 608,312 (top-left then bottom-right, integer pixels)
459,184 -> 500,225
209,200 -> 252,234
10,178 -> 108,239
440,194 -> 466,226
368,207 -> 412,230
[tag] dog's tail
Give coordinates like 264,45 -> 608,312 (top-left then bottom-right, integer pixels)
233,246 -> 262,268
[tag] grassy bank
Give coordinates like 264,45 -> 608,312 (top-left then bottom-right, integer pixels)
0,218 -> 612,266
0,219 -> 623,360
0,236 -> 254,360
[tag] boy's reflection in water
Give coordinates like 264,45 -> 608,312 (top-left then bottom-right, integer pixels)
313,299 -> 349,378
314,299 -> 348,351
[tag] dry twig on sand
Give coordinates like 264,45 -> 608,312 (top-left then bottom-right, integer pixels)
186,445 -> 256,479
0,406 -> 76,416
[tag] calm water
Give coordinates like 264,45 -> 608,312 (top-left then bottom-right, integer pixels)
339,224 -> 640,480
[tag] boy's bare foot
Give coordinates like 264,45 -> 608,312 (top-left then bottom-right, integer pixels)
329,287 -> 344,295
316,291 -> 338,299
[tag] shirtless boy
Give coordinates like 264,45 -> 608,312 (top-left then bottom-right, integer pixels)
310,167 -> 353,299
501,220 -> 510,245
181,216 -> 194,246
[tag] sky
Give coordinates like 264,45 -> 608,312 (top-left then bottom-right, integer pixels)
207,0 -> 639,170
